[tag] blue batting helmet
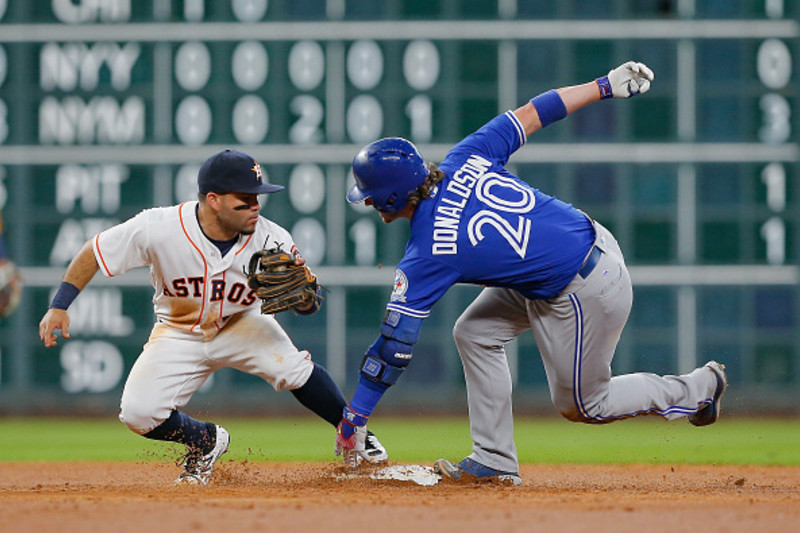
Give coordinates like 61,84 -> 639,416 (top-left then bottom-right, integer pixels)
347,137 -> 429,214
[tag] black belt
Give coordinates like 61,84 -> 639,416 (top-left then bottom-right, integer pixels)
578,245 -> 602,279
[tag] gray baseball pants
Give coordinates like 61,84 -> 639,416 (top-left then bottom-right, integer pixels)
452,222 -> 719,473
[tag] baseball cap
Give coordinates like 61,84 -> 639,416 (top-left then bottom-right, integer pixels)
198,149 -> 284,195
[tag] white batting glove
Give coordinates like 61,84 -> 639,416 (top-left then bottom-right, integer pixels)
335,420 -> 367,468
597,61 -> 654,99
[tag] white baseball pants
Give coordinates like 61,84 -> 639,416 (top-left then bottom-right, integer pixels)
119,310 -> 314,434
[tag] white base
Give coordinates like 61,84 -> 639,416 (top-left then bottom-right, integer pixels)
370,464 -> 442,486
334,464 -> 442,486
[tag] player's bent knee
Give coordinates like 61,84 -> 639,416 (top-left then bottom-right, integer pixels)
452,314 -> 482,346
552,394 -> 592,423
555,401 -> 610,425
272,353 -> 315,391
118,402 -> 169,435
557,407 -> 586,423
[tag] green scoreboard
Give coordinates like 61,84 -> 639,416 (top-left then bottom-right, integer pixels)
0,1 -> 797,413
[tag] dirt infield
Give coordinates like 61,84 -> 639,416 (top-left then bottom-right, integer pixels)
2,461 -> 799,532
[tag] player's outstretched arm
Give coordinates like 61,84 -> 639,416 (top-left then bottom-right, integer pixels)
39,239 -> 100,347
515,60 -> 654,136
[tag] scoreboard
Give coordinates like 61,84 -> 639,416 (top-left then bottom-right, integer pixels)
0,0 -> 798,413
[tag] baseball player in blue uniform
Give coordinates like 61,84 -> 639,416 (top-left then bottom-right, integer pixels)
335,62 -> 727,484
39,149 -> 386,485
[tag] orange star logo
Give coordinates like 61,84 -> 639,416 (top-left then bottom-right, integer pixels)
251,163 -> 262,181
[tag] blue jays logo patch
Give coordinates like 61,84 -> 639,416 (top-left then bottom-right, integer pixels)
391,269 -> 408,303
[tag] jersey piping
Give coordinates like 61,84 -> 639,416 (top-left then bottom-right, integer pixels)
217,271 -> 227,323
94,232 -> 114,277
178,202 -> 209,333
385,303 -> 431,319
234,235 -> 253,255
505,110 -> 527,148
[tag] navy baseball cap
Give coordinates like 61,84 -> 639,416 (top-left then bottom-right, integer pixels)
198,149 -> 284,195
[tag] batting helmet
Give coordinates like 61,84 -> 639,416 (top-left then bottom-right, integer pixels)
347,138 -> 429,214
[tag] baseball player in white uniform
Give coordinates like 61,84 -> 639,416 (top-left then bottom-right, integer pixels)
39,149 -> 386,484
0,207 -> 24,318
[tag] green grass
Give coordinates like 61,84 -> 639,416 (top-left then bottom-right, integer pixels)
0,416 -> 798,465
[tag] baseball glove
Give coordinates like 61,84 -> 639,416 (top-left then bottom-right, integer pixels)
246,246 -> 322,315
0,260 -> 23,318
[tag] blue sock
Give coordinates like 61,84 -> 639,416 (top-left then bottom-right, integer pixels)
142,410 -> 216,454
291,363 -> 347,427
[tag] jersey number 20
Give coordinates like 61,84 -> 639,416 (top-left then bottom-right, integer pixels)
467,173 -> 535,259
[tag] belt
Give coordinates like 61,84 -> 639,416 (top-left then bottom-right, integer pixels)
578,245 -> 602,279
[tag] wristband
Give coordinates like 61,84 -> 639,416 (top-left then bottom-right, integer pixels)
0,235 -> 6,260
530,89 -> 567,128
49,281 -> 80,310
342,406 -> 369,427
596,76 -> 613,99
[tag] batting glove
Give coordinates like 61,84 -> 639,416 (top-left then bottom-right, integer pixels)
335,405 -> 372,468
335,420 -> 368,468
597,61 -> 654,99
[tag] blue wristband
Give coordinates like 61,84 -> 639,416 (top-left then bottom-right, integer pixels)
596,76 -> 613,99
339,405 -> 370,439
530,89 -> 567,128
342,405 -> 369,427
49,281 -> 80,310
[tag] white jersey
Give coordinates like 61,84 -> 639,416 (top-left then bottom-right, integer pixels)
92,201 -> 298,340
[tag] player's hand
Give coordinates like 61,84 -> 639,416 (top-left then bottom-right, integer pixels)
39,308 -> 70,348
335,419 -> 368,468
606,61 -> 654,98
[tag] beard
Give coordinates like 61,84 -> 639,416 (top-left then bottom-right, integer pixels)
217,210 -> 257,237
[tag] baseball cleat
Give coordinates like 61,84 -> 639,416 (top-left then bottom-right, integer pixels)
362,430 -> 389,464
688,361 -> 727,427
175,425 -> 230,485
433,457 -> 521,486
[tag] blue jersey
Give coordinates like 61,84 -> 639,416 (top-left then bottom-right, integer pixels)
387,111 -> 594,320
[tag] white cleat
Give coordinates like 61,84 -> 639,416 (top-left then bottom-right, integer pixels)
362,430 -> 389,464
174,425 -> 230,485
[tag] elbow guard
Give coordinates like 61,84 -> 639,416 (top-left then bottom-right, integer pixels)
359,311 -> 423,388
360,336 -> 413,387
